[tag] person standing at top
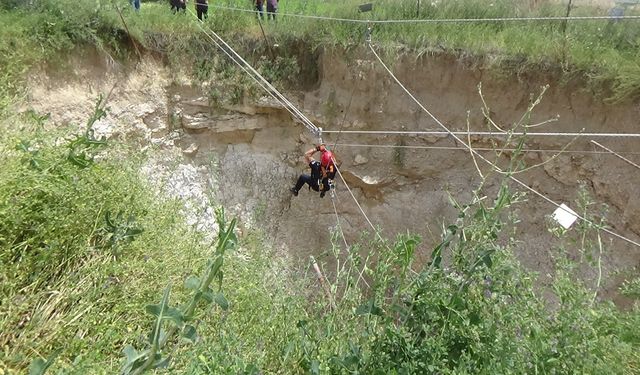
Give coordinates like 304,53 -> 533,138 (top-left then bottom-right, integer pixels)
130,0 -> 140,12
266,0 -> 278,21
195,0 -> 208,20
171,0 -> 186,13
255,0 -> 265,20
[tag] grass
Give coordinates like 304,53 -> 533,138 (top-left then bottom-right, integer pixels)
0,103 -> 638,374
179,0 -> 640,101
3,0 -> 640,104
0,109 -> 201,372
1,1 -> 640,374
0,108 -> 308,373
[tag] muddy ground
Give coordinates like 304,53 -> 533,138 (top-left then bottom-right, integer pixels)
24,45 -> 640,306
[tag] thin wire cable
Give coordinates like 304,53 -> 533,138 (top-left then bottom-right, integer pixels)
591,140 -> 640,170
331,160 -> 419,278
189,20 -> 307,131
188,9 -> 396,255
193,26 -> 302,124
331,194 -> 350,251
210,4 -> 640,24
188,10 -> 320,136
332,164 -> 386,244
332,87 -> 355,153
331,193 -> 373,289
333,142 -> 640,155
330,185 -> 377,288
368,42 -> 640,249
203,31 -> 319,135
321,129 -> 640,138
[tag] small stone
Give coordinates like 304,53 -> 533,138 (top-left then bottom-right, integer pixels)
183,143 -> 199,157
525,151 -> 539,161
354,154 -> 368,165
351,119 -> 367,129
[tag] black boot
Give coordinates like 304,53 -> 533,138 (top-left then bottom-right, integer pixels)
290,187 -> 298,196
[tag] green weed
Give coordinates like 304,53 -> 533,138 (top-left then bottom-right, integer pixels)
1,2 -> 640,374
5,0 -> 640,104
0,103 -> 208,372
393,138 -> 407,168
121,208 -> 236,375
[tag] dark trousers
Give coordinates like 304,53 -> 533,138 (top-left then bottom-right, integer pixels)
294,172 -> 335,194
171,0 -> 186,13
266,3 -> 277,20
196,4 -> 208,20
255,3 -> 264,20
294,174 -> 319,193
321,171 -> 336,193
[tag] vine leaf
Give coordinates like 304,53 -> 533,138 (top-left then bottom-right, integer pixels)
215,292 -> 229,310
182,325 -> 198,343
29,349 -> 61,375
355,299 -> 383,316
121,346 -> 148,374
146,303 -> 184,326
184,276 -> 200,290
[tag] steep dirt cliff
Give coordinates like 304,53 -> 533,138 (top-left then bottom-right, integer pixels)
25,45 -> 640,305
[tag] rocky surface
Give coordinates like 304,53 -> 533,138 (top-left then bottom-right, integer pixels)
25,46 -> 640,305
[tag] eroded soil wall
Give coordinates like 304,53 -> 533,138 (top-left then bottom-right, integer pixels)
26,45 -> 640,305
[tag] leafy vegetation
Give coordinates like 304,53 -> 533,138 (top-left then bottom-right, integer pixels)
2,0 -> 640,106
0,94 -> 637,373
121,207 -> 236,375
184,0 -> 640,102
0,1 -> 639,374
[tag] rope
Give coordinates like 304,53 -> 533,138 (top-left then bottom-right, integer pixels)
332,142 -> 640,155
209,4 -> 640,24
321,129 -> 640,138
591,140 -> 640,170
331,194 -> 350,251
332,157 -> 420,277
331,87 -> 355,153
368,42 -> 640,249
188,9 -> 396,257
332,163 -> 385,244
331,192 -> 374,289
188,10 -> 320,136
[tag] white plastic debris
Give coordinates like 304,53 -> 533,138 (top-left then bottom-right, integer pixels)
553,203 -> 578,229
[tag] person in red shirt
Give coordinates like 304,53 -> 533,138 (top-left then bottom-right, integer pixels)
318,144 -> 337,198
290,144 -> 337,198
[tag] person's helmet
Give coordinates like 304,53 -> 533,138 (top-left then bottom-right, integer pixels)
321,150 -> 334,167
